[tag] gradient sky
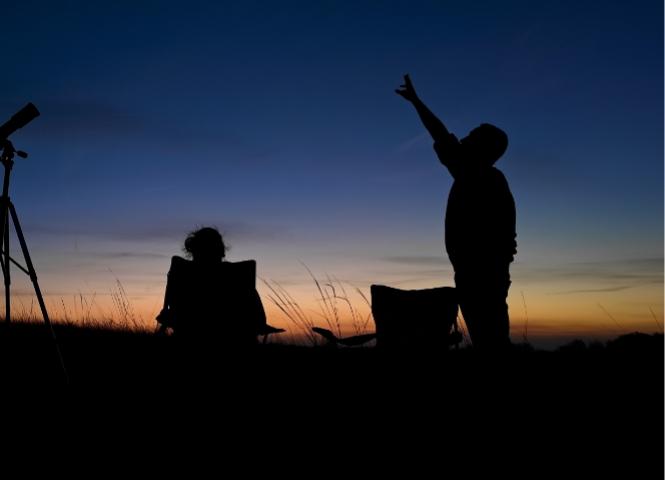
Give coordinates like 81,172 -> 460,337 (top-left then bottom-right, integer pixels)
1,0 -> 662,347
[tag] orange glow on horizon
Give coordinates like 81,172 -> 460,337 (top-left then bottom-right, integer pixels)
5,280 -> 661,350
4,252 -> 661,349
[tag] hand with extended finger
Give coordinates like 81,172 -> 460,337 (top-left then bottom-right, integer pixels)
395,74 -> 419,103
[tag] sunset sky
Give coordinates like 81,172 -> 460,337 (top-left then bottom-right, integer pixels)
1,0 -> 662,347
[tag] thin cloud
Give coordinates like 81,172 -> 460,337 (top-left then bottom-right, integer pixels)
85,252 -> 168,260
552,285 -> 638,295
516,257 -> 663,294
569,258 -> 663,269
13,98 -> 272,164
382,255 -> 447,266
395,132 -> 429,153
516,257 -> 663,282
27,99 -> 149,139
25,219 -> 287,244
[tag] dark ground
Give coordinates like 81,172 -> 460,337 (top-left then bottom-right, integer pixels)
1,322 -> 662,475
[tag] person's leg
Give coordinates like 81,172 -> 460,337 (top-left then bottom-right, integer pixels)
455,270 -> 485,347
455,266 -> 511,350
486,266 -> 512,348
479,287 -> 510,348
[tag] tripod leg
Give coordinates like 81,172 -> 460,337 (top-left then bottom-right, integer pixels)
2,207 -> 9,323
8,201 -> 68,383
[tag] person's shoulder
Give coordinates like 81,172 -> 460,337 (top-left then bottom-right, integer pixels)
487,168 -> 515,198
171,255 -> 190,265
489,167 -> 509,182
433,133 -> 461,158
169,256 -> 192,273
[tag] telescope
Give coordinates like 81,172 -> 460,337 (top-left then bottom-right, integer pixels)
0,102 -> 67,382
0,103 -> 40,142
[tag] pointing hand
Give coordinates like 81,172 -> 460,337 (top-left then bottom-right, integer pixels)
395,74 -> 419,102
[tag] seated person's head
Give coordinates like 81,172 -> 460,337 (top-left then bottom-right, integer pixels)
461,123 -> 508,166
184,227 -> 227,263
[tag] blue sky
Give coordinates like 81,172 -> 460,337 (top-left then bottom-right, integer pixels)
0,0 -> 662,345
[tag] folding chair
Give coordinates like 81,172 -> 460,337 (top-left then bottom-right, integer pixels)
156,257 -> 284,344
370,285 -> 460,349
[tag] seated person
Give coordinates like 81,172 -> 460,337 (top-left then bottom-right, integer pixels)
156,227 -> 267,346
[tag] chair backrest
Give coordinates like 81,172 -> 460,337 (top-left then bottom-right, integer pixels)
167,257 -> 266,341
370,285 -> 458,349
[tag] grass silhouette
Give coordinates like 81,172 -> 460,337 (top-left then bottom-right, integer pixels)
2,277 -> 149,333
262,264 -> 374,346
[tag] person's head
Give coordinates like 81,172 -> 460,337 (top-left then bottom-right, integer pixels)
184,227 -> 227,263
460,123 -> 508,166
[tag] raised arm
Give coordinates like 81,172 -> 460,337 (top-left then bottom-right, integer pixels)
395,74 -> 450,141
396,74 -> 463,176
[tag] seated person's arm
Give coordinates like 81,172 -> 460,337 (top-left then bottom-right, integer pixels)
156,256 -> 186,328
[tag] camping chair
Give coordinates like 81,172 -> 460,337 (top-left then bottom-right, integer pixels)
370,285 -> 461,349
156,257 -> 284,344
309,284 -> 461,350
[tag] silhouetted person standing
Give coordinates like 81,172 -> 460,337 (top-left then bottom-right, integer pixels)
396,74 -> 516,350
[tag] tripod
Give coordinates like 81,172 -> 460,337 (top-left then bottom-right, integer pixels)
0,139 -> 67,381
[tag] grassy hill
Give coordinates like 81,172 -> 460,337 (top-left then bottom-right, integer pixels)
1,321 -> 661,387
1,321 -> 661,476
